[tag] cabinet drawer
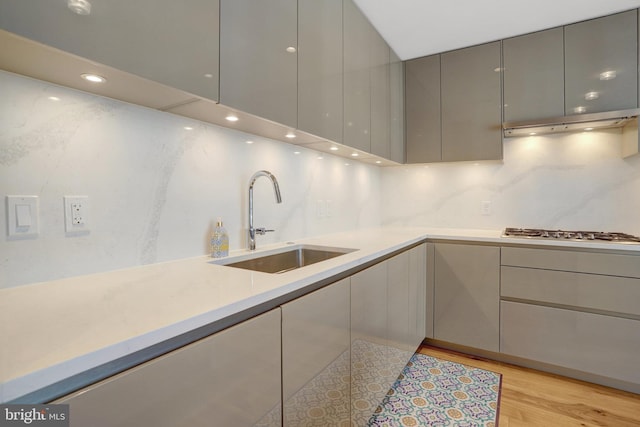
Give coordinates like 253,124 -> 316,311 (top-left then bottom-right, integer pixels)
501,301 -> 640,384
501,266 -> 640,317
501,247 -> 640,278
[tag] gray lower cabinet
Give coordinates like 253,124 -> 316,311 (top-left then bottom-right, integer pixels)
219,0 -> 298,128
500,246 -> 640,392
501,301 -> 640,386
441,42 -> 503,162
281,278 -> 350,426
565,10 -> 638,115
297,0 -> 343,144
503,27 -> 564,123
56,309 -> 282,427
434,243 -> 500,352
405,54 -> 441,163
0,0 -> 220,101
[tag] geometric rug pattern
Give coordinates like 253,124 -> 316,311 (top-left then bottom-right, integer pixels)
367,352 -> 501,427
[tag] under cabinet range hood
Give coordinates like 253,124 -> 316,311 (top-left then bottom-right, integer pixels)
503,108 -> 640,137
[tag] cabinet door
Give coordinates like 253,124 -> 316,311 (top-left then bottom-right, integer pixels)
565,10 -> 638,115
503,27 -> 564,122
297,0 -> 343,143
389,49 -> 406,163
425,243 -> 435,339
387,250 -> 413,376
343,0 -> 371,153
434,243 -> 500,352
57,309 -> 282,427
370,30 -> 391,159
350,261 -> 388,426
501,301 -> 640,385
0,0 -> 220,101
408,243 -> 427,347
405,54 -> 442,163
220,0 -> 297,128
282,278 -> 350,426
441,42 -> 502,162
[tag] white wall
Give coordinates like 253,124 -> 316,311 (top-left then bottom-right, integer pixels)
382,130 -> 640,234
0,71 -> 382,288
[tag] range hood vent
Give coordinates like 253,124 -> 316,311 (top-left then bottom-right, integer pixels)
503,108 -> 640,137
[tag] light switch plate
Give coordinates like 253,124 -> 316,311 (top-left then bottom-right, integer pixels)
64,196 -> 90,234
7,195 -> 39,238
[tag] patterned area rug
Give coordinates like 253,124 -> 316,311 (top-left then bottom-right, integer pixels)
367,352 -> 502,427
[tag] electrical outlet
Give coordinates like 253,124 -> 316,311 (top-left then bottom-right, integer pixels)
64,196 -> 90,233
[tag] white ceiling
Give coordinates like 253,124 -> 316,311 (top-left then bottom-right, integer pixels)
354,0 -> 640,60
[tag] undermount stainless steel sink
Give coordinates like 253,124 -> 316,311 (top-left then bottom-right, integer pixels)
215,245 -> 356,274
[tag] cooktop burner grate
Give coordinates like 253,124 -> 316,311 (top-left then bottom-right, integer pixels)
503,227 -> 640,243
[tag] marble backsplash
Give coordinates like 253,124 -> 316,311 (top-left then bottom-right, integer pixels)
0,71 -> 381,288
382,129 -> 640,234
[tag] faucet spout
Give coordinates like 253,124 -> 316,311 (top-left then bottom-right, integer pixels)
248,170 -> 282,250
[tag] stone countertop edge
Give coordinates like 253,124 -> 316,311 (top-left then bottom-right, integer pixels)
2,227 -> 639,403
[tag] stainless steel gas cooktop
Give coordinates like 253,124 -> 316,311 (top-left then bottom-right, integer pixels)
503,227 -> 640,243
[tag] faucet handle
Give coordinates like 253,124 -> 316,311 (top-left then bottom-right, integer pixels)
255,228 -> 275,236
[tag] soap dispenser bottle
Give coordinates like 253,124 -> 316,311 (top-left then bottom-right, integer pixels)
210,218 -> 229,258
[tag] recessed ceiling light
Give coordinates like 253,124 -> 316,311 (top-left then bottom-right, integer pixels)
330,146 -> 339,151
183,126 -> 194,131
48,96 -> 60,101
293,151 -> 301,155
285,132 -> 296,139
225,114 -> 239,122
584,91 -> 599,101
584,127 -> 594,131
246,140 -> 254,144
599,70 -> 616,81
81,73 -> 106,83
529,132 -> 537,136
351,153 -> 359,157
375,160 -> 382,164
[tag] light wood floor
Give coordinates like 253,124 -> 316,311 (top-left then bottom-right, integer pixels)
418,345 -> 640,427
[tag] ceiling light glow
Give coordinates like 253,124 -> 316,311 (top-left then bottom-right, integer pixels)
225,114 -> 239,122
285,132 -> 296,139
81,73 -> 106,83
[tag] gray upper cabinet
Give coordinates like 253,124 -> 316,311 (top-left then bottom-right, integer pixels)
297,0 -> 343,143
441,41 -> 503,162
370,30 -> 391,159
0,0 -> 220,101
565,10 -> 638,115
389,49 -> 406,163
220,0 -> 298,128
405,54 -> 442,163
343,0 -> 372,153
503,27 -> 565,123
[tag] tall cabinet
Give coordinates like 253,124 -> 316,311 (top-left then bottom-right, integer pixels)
219,0 -> 298,128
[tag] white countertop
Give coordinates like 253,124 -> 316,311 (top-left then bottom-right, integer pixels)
2,227 -> 639,402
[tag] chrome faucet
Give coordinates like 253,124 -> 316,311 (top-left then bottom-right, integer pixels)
248,170 -> 282,250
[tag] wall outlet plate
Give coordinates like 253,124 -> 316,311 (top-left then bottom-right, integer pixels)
64,196 -> 90,234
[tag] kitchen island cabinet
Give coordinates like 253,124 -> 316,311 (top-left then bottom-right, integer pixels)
0,0 -> 220,102
219,0 -> 298,128
433,242 -> 500,352
56,309 -> 282,427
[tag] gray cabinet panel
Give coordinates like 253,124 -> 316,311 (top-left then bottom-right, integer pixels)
343,0 -> 371,152
565,10 -> 638,115
408,243 -> 428,345
501,246 -> 640,278
370,30 -> 391,159
441,42 -> 503,162
503,27 -> 564,122
390,49 -> 406,163
57,309 -> 281,427
282,278 -> 350,426
220,0 -> 297,128
297,0 -> 343,143
405,55 -> 442,163
501,301 -> 640,384
0,0 -> 220,101
425,243 -> 435,339
501,266 -> 640,317
434,243 -> 500,352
